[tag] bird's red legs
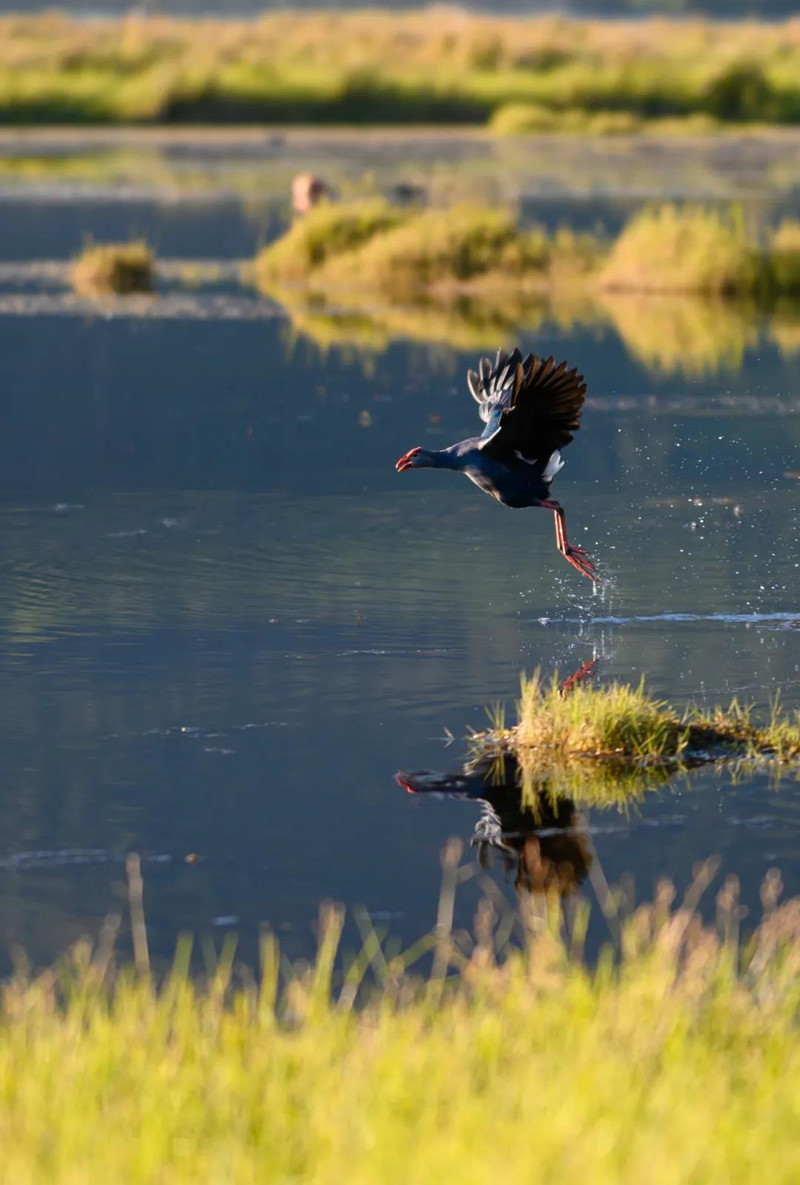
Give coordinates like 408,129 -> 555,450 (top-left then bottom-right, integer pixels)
558,659 -> 598,700
540,500 -> 599,583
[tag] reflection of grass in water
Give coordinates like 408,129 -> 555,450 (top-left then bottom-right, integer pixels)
598,292 -> 758,376
476,745 -> 678,811
269,283 -> 598,354
8,876 -> 800,1180
268,281 -> 790,378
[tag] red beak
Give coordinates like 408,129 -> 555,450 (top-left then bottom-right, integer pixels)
395,447 -> 421,473
394,772 -> 417,793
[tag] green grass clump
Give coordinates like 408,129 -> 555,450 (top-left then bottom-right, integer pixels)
601,204 -> 762,295
5,892 -> 800,1182
254,199 -> 410,285
321,205 -> 527,295
507,672 -> 800,765
262,204 -> 602,298
70,240 -> 153,296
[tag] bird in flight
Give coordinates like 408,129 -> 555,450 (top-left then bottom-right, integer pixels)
395,347 -> 598,581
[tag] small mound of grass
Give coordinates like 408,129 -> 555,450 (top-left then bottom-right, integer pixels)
601,204 -> 762,296
70,240 -> 154,296
495,673 -> 800,766
254,199 -> 410,285
313,206 -> 601,297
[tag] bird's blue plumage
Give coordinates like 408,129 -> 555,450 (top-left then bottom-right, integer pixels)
395,346 -> 598,580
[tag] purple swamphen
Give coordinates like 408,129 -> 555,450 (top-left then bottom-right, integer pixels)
395,348 -> 598,581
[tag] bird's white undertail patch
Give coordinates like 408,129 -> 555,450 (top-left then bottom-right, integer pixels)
542,450 -> 565,481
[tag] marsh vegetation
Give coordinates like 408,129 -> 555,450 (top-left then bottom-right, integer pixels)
4,11 -> 800,128
70,241 -> 154,296
3,879 -> 800,1184
477,673 -> 800,782
255,200 -> 800,301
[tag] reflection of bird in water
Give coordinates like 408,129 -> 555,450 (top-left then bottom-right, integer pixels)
396,347 -> 598,581
396,753 -> 592,898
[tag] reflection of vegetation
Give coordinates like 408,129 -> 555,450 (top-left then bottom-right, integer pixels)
599,292 -> 758,376
270,281 -> 800,378
478,673 -> 800,773
7,881 -> 800,1180
70,241 -> 154,296
4,12 -> 800,125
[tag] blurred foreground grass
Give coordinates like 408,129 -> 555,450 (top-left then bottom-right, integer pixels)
3,878 -> 800,1183
4,11 -> 800,126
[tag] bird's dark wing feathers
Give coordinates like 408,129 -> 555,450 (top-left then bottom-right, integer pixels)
474,351 -> 587,468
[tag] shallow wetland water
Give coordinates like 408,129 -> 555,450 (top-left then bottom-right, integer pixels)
0,130 -> 799,969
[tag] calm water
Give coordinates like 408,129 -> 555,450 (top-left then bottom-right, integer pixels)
0,133 -> 799,969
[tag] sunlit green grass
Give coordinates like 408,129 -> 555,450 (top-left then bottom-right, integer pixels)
3,885 -> 800,1183
253,199 -> 410,284
256,199 -> 800,302
496,672 -> 800,767
601,204 -> 762,295
3,11 -> 800,126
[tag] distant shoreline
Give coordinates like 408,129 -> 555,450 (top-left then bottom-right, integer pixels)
1,11 -> 800,128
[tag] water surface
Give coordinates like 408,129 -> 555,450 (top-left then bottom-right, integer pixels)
0,133 -> 798,968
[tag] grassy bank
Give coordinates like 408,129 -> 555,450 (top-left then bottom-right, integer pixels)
4,11 -> 800,126
3,889 -> 800,1183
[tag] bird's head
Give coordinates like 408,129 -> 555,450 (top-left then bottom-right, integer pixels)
395,446 -> 426,472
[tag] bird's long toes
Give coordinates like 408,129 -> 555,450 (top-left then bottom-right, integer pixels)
564,547 -> 599,583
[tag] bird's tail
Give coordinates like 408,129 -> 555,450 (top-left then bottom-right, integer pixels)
467,347 -> 533,425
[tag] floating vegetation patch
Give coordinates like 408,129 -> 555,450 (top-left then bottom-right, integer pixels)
70,241 -> 154,297
476,673 -> 800,783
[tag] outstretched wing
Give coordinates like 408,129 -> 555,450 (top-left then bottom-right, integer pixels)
477,353 -> 587,473
467,347 -> 531,438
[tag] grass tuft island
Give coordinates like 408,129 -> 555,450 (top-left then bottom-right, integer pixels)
254,199 -> 800,302
476,672 -> 800,770
70,241 -> 154,296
